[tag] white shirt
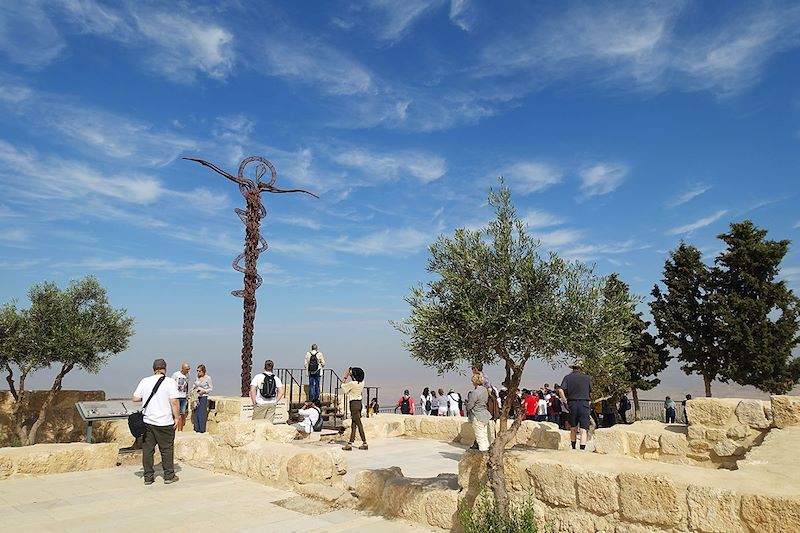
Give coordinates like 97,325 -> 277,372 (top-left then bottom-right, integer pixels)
296,406 -> 320,433
171,371 -> 189,398
133,374 -> 180,426
537,398 -> 548,416
341,380 -> 364,401
251,372 -> 283,404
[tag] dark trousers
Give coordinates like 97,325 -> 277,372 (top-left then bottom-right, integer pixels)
193,395 -> 208,432
666,408 -> 676,423
142,423 -> 175,482
349,400 -> 366,443
308,373 -> 320,402
619,410 -> 628,424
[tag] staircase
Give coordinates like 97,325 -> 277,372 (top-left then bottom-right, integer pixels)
275,367 -> 380,431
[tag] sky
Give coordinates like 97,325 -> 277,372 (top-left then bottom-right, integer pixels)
0,1 -> 799,402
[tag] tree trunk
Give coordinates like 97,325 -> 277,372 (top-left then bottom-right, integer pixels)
14,363 -> 74,445
5,363 -> 18,401
631,388 -> 641,421
11,368 -> 31,445
703,374 -> 712,397
486,355 -> 526,517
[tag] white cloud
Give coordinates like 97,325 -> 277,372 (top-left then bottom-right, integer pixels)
0,228 -> 30,244
579,163 -> 628,197
334,149 -> 447,183
521,209 -> 565,229
449,0 -> 475,32
563,240 -> 648,261
782,267 -> 800,282
59,257 -> 232,274
667,209 -> 729,235
535,228 -> 583,248
0,2 -> 65,67
365,0 -> 444,42
131,9 -> 235,82
332,227 -> 433,256
260,37 -> 372,96
795,220 -> 800,229
502,162 -> 562,194
667,183 -> 712,208
0,205 -> 21,218
476,2 -> 800,96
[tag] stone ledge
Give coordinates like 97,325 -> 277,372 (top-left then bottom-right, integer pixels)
0,442 -> 119,479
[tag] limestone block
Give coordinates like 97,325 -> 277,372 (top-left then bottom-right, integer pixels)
356,467 -> 403,507
771,395 -> 800,428
529,462 -> 578,507
458,450 -> 488,494
403,416 -> 421,435
618,472 -> 681,526
293,482 -> 349,504
593,428 -> 627,455
0,442 -> 118,478
687,486 -> 744,533
735,399 -> 770,429
287,451 -> 335,484
713,439 -> 744,457
549,508 -> 597,533
741,494 -> 800,531
577,471 -> 619,515
459,420 -> 475,445
725,424 -> 750,440
174,433 -> 216,469
685,398 -> 739,428
687,425 -> 705,440
214,420 -> 255,447
704,428 -> 727,442
377,473 -> 459,529
537,427 -> 572,450
642,433 -> 660,451
419,417 -> 461,441
423,480 -> 460,529
659,431 -> 690,456
255,422 -> 306,443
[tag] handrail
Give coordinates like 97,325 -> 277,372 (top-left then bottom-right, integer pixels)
274,367 -> 381,423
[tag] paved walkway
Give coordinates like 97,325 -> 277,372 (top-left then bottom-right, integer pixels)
1,464 -> 441,533
301,436 -> 468,486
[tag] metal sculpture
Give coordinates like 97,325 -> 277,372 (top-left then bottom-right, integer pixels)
184,156 -> 318,396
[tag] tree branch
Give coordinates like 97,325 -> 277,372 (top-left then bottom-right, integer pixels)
5,362 -> 17,401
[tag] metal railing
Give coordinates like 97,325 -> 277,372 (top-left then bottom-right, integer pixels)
633,399 -> 687,424
274,368 -> 380,426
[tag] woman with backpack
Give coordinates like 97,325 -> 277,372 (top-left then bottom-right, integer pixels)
341,367 -> 368,451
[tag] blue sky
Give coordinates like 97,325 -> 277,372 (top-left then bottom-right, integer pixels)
1,1 -> 798,400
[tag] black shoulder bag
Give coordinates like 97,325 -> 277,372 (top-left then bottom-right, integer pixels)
128,375 -> 166,438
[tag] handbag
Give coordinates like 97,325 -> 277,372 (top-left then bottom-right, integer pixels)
128,375 -> 166,438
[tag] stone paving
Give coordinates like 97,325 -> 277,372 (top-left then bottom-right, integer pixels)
1,463 -> 441,533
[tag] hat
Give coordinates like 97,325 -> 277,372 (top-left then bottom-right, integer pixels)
404,389 -> 410,395
153,358 -> 167,370
569,358 -> 584,369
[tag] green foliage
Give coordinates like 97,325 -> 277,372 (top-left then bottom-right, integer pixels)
0,276 -> 134,375
713,221 -> 800,393
652,221 -> 800,395
624,300 -> 671,393
393,180 -> 635,381
0,276 -> 134,445
460,488 -> 549,533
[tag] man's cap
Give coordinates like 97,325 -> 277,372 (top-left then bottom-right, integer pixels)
404,389 -> 410,395
569,358 -> 584,369
153,358 -> 167,370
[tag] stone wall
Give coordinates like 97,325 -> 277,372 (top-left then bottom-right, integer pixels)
0,390 -> 105,446
173,420 -> 348,495
594,396 -> 797,469
343,413 -> 570,449
0,442 -> 119,479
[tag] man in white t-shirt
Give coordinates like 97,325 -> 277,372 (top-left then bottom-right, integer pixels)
250,359 -> 284,423
171,362 -> 190,431
132,358 -> 181,485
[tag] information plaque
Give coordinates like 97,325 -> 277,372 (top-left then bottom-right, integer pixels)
75,400 -> 139,443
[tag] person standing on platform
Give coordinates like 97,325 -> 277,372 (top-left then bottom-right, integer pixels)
250,359 -> 284,423
559,359 -> 592,450
305,344 -> 325,404
341,367 -> 368,451
132,358 -> 181,485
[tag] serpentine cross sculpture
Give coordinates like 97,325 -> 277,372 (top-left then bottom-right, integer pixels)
184,156 -> 318,396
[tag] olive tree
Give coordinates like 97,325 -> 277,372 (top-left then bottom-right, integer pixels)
0,276 -> 134,445
393,181 -> 634,514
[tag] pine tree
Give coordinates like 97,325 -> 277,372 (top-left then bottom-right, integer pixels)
651,243 -> 722,396
713,221 -> 800,393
